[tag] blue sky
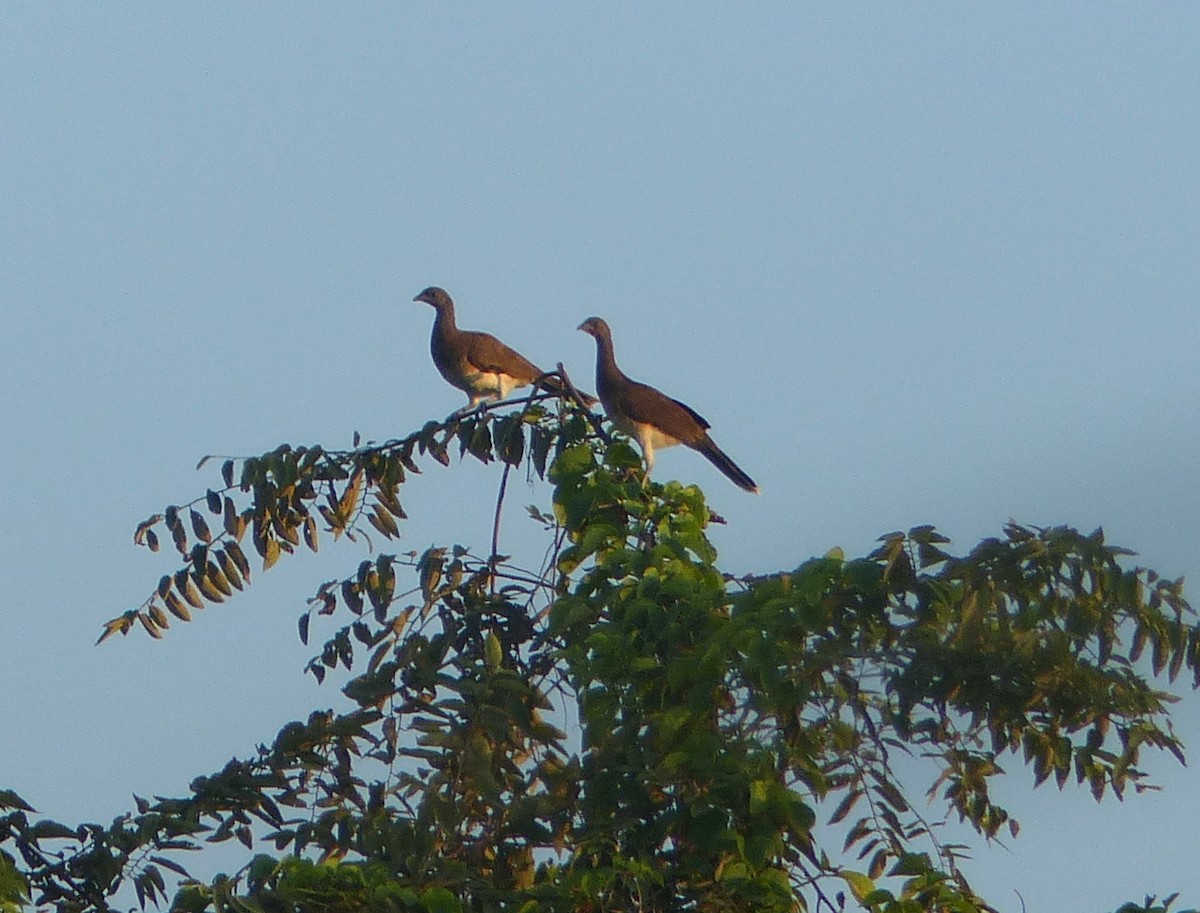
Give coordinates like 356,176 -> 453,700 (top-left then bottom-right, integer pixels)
2,5 -> 1198,909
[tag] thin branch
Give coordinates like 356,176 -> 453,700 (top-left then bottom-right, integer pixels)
489,461 -> 512,597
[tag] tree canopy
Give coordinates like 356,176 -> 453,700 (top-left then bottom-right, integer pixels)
2,391 -> 1197,913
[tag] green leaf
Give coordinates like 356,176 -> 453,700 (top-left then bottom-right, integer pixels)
889,852 -> 932,876
485,631 -> 503,670
841,870 -> 876,903
0,790 -> 35,812
421,886 -> 461,913
30,820 -> 77,840
0,852 -> 29,910
749,779 -> 772,814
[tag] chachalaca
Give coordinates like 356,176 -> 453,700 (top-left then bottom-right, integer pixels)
415,287 -> 593,409
578,316 -> 758,493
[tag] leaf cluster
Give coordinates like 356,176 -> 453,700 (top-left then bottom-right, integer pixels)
3,401 -> 1197,913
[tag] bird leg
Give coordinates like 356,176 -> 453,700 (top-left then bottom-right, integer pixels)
637,430 -> 656,486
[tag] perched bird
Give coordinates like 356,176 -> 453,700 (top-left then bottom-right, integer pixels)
578,316 -> 758,493
414,287 -> 592,409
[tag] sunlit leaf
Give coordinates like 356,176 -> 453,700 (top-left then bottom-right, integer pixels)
840,870 -> 875,903
368,503 -> 399,539
197,570 -> 227,603
148,602 -> 170,630
226,540 -> 251,580
176,570 -> 204,609
485,631 -> 503,670
263,538 -> 281,571
138,612 -> 163,639
217,551 -> 244,591
164,592 -> 192,622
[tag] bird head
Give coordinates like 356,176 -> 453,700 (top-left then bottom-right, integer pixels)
414,287 -> 453,310
577,316 -> 610,340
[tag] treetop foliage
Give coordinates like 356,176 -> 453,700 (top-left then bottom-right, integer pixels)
3,387 -> 1197,913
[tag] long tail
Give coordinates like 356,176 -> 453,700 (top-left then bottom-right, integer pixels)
696,436 -> 759,493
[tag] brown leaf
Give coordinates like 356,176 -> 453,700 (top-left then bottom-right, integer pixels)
190,510 -> 212,544
148,602 -> 170,630
176,570 -> 204,609
225,539 -> 251,580
164,592 -> 192,622
196,570 -> 227,603
217,551 -> 244,591
205,560 -> 234,597
138,612 -> 163,640
223,497 -> 239,537
263,538 -> 281,571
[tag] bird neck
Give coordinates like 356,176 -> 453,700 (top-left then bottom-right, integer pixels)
593,332 -> 623,384
432,304 -> 458,338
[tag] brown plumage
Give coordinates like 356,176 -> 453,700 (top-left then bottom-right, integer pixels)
415,287 -> 593,409
578,316 -> 758,493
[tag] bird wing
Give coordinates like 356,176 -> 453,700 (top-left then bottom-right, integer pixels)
460,331 -> 543,384
614,379 -> 711,445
